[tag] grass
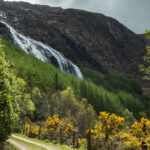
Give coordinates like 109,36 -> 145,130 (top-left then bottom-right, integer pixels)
14,133 -> 86,150
10,136 -> 47,150
3,142 -> 20,150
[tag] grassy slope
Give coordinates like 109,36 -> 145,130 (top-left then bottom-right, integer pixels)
0,37 -> 147,118
13,134 -> 86,150
1,37 -> 74,92
81,68 -> 142,95
3,142 -> 20,150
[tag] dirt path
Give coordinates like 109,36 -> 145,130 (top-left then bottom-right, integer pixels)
7,139 -> 33,150
9,135 -> 59,150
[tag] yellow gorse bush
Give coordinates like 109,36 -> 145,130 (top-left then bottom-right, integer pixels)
64,123 -> 74,137
45,115 -> 61,131
24,123 -> 30,134
30,126 -> 40,135
79,138 -> 87,145
121,117 -> 150,150
99,112 -> 124,135
22,112 -> 150,150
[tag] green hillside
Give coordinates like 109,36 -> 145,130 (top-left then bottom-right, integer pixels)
1,37 -> 150,119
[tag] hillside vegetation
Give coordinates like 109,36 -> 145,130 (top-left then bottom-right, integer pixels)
1,37 -> 150,120
1,36 -> 150,150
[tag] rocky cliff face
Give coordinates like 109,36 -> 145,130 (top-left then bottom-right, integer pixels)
0,1 -> 147,76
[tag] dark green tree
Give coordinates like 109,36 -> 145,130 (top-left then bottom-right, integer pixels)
0,49 -> 15,146
0,50 -> 13,147
0,48 -> 32,147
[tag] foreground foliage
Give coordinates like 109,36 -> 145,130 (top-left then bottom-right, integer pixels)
0,48 -> 14,142
22,112 -> 150,150
0,45 -> 35,143
3,142 -> 19,150
0,48 -> 28,142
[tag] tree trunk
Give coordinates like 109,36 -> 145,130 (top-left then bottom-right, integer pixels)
106,133 -> 109,142
72,131 -> 76,148
87,129 -> 91,150
59,128 -> 63,145
142,142 -> 147,150
38,127 -> 41,139
0,142 -> 4,150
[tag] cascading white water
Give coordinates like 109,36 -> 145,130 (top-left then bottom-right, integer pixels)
0,20 -> 83,79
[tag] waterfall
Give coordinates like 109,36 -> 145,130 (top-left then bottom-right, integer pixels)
0,20 -> 83,79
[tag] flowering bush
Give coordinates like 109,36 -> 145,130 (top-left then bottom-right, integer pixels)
22,112 -> 150,150
86,112 -> 124,149
121,117 -> 150,150
44,115 -> 61,141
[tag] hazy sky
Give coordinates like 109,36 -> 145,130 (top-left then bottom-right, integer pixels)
5,0 -> 150,33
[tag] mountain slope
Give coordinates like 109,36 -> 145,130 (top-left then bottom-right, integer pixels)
0,1 -> 146,76
1,36 -> 149,118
